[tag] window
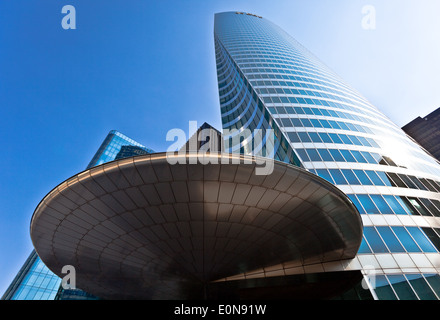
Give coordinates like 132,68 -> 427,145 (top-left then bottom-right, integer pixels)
329,149 -> 345,162
383,195 -> 407,215
317,149 -> 333,161
370,195 -> 393,214
318,132 -> 332,143
376,226 -> 405,252
363,227 -> 388,253
406,227 -> 437,252
341,169 -> 361,185
328,169 -> 348,185
392,227 -> 421,252
306,149 -> 322,161
316,169 -> 334,184
340,150 -> 356,162
353,170 -> 373,185
298,132 -> 311,143
357,195 -> 380,214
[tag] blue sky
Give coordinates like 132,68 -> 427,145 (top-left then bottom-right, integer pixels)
1,0 -> 440,295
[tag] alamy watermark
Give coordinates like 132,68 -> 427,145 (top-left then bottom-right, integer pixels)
165,121 -> 275,176
61,265 -> 76,290
362,5 -> 376,30
61,5 -> 76,30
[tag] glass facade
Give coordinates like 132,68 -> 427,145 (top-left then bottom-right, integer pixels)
2,130 -> 153,300
214,11 -> 440,300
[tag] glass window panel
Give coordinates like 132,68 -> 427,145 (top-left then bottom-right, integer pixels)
349,135 -> 363,146
365,171 -> 385,186
328,133 -> 342,144
350,150 -> 368,163
341,169 -> 361,185
425,274 -> 440,298
374,275 -> 398,300
376,172 -> 393,187
387,275 -> 418,300
287,132 -> 301,143
281,118 -> 292,127
291,118 -> 303,127
329,149 -> 345,162
293,107 -> 305,114
339,134 -> 353,145
347,194 -> 366,214
328,169 -> 348,185
398,174 -> 417,189
360,151 -> 377,164
306,149 -> 322,161
409,176 -> 428,191
363,227 -> 388,253
298,132 -> 311,143
310,119 -> 322,128
353,170 -> 373,185
387,173 -> 408,188
318,132 -> 332,143
408,197 -> 432,216
357,195 -> 380,214
392,227 -> 421,252
370,195 -> 394,214
315,169 -> 334,184
405,275 -> 437,300
421,228 -> 440,252
406,227 -> 437,253
319,119 -> 332,128
296,149 -> 310,162
419,199 -> 440,217
376,227 -> 405,252
340,150 -> 356,162
383,195 -> 407,215
308,132 -> 322,143
358,236 -> 372,253
419,178 -> 438,192
317,149 -> 334,161
300,118 -> 313,127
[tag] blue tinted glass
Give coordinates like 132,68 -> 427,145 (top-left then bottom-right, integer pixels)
329,133 -> 342,144
329,149 -> 345,162
347,194 -> 366,214
340,150 -> 356,162
383,195 -> 407,215
287,132 -> 300,143
349,135 -> 363,146
306,149 -> 322,161
392,227 -> 421,252
357,195 -> 380,214
291,118 -> 303,127
316,169 -> 334,184
317,149 -> 333,161
301,118 -> 313,127
341,169 -> 361,185
387,275 -> 418,300
353,170 -> 373,185
365,171 -> 385,186
296,149 -> 310,162
406,227 -> 437,253
360,152 -> 377,164
328,169 -> 348,185
363,227 -> 389,253
318,132 -> 332,143
319,119 -> 332,128
376,227 -> 405,252
370,195 -> 394,214
376,172 -> 393,186
298,132 -> 311,142
350,150 -> 368,163
310,119 -> 323,127
294,107 -> 305,114
339,134 -> 353,145
358,236 -> 372,253
308,132 -> 322,143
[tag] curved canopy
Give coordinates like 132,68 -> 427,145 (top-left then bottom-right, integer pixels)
30,152 -> 362,299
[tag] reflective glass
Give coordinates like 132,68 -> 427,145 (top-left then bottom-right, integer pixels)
392,227 -> 421,252
357,195 -> 380,214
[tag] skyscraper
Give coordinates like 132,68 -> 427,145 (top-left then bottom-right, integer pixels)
214,11 -> 440,300
402,107 -> 440,162
2,130 -> 153,300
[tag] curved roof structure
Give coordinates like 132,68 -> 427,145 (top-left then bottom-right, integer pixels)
30,152 -> 362,299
